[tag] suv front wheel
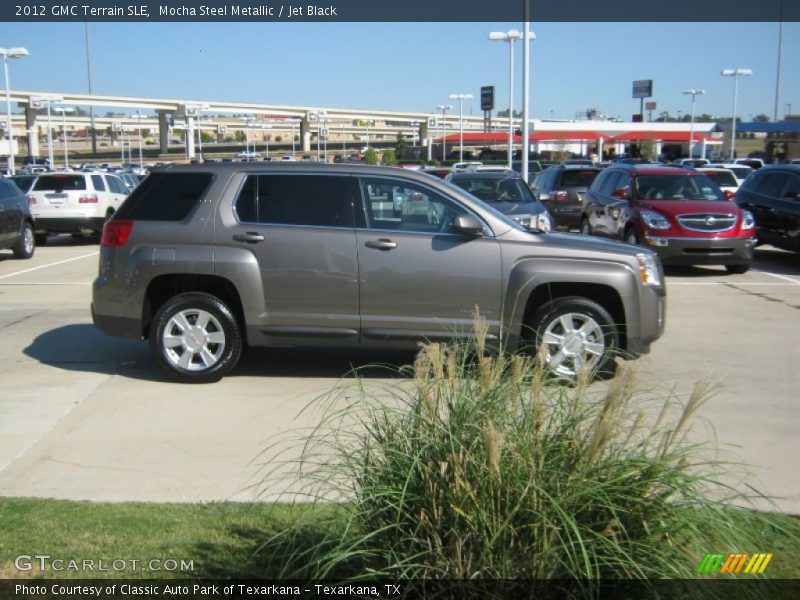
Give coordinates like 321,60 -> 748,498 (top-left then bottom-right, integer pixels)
529,296 -> 619,380
150,292 -> 243,383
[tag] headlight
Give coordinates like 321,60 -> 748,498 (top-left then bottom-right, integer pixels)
636,252 -> 662,286
740,210 -> 755,230
640,210 -> 671,230
535,212 -> 552,232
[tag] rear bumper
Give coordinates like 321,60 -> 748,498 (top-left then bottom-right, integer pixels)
35,217 -> 106,234
643,235 -> 755,266
547,204 -> 582,228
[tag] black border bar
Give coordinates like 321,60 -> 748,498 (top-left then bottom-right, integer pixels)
2,0 -> 800,23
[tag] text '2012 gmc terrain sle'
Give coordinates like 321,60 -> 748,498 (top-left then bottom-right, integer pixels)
92,164 -> 666,383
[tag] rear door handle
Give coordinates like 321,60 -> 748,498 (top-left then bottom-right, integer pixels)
365,239 -> 397,250
233,232 -> 265,243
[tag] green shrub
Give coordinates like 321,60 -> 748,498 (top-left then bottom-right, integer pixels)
259,316 -> 793,587
363,148 -> 378,165
382,149 -> 397,166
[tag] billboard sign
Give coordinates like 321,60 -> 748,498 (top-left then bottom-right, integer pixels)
481,86 -> 495,111
645,101 -> 657,111
632,79 -> 653,99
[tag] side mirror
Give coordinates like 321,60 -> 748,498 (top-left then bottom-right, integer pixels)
611,188 -> 630,200
451,214 -> 485,237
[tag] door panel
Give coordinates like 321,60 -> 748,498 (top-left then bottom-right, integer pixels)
355,176 -> 503,347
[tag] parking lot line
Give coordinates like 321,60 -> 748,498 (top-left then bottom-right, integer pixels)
668,281 -> 800,286
752,270 -> 800,285
0,282 -> 92,286
0,252 -> 98,280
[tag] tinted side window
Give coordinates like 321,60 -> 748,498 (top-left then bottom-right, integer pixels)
758,173 -> 790,198
107,176 -> 127,195
0,180 -> 16,201
359,177 -> 467,234
234,174 -> 352,228
91,175 -> 106,191
781,174 -> 800,199
115,172 -> 213,221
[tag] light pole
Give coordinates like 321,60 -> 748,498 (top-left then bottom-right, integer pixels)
489,29 -> 524,169
683,89 -> 705,159
131,111 -> 147,169
521,14 -> 536,183
240,116 -> 255,160
32,95 -> 63,170
721,68 -> 752,161
341,123 -> 345,153
449,93 -> 473,163
1,47 -> 28,176
53,106 -> 74,169
436,104 -> 452,161
292,120 -> 297,157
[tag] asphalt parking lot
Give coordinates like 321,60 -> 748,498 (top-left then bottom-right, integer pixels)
0,236 -> 798,512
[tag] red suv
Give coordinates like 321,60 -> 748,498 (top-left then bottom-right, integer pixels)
580,165 -> 756,274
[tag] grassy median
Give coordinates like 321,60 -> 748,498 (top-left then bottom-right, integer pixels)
0,497 -> 798,580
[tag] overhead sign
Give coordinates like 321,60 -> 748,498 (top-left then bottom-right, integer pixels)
645,101 -> 657,111
354,119 -> 376,127
427,116 -> 438,128
481,86 -> 495,111
633,79 -> 653,99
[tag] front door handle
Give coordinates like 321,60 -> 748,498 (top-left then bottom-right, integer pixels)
233,232 -> 265,243
365,239 -> 397,251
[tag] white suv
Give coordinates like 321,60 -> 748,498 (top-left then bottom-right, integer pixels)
28,172 -> 128,243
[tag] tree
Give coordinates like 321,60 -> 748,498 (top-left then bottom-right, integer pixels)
753,114 -> 770,123
496,109 -> 523,118
395,131 -> 406,161
200,131 -> 214,144
235,130 -> 246,143
382,149 -> 397,166
363,147 -> 378,165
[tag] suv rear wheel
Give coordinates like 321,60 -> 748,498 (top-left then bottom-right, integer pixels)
13,222 -> 35,259
529,296 -> 619,380
150,292 -> 242,383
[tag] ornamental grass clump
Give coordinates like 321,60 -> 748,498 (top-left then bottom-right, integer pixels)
260,317 -> 789,583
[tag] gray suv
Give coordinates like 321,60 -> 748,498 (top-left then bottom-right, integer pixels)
92,163 -> 666,383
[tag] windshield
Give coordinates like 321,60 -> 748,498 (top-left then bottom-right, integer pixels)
634,174 -> 725,201
442,180 -> 529,233
560,170 -> 599,188
451,176 -> 535,204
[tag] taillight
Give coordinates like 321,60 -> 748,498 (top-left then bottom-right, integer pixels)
554,191 -> 569,202
724,190 -> 734,200
79,195 -> 99,203
27,195 -> 36,205
101,220 -> 133,247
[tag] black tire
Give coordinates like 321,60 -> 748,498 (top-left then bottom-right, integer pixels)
579,218 -> 592,236
527,296 -> 620,381
624,226 -> 640,246
149,292 -> 242,383
12,222 -> 35,259
34,233 -> 48,246
725,264 -> 750,274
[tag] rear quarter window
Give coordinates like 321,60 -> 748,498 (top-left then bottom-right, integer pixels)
114,172 -> 214,221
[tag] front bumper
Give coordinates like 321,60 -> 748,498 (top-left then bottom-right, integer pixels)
642,235 -> 755,266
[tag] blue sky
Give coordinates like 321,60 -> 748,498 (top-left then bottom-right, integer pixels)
1,21 -> 798,121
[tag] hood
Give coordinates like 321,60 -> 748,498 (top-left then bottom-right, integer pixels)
639,199 -> 739,216
498,229 -> 649,260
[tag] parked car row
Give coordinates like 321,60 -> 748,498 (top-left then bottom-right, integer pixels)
1,167 -> 143,257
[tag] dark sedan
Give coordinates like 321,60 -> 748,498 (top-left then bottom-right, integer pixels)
0,178 -> 36,259
735,165 -> 800,253
531,165 -> 601,229
445,171 -> 554,231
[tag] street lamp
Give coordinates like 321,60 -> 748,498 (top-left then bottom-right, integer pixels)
448,93 -> 473,163
31,94 -> 64,170
239,116 -> 255,160
1,47 -> 28,176
682,89 -> 705,159
53,106 -> 74,169
131,111 -> 148,170
436,104 -> 452,161
721,68 -> 752,161
489,29 -> 528,169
